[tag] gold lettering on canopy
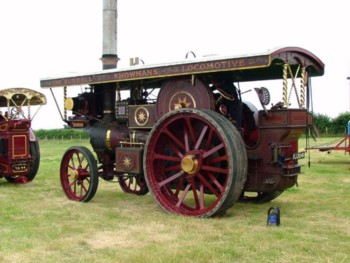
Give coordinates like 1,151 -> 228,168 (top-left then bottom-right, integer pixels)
41,55 -> 269,87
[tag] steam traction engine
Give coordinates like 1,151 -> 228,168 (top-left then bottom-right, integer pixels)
0,88 -> 46,184
41,47 -> 324,217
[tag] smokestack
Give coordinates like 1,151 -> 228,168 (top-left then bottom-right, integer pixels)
101,0 -> 119,70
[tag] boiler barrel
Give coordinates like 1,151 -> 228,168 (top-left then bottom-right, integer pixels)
88,124 -> 128,154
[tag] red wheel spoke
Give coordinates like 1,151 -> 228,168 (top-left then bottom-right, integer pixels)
168,143 -> 184,158
207,172 -> 224,192
164,164 -> 181,172
190,179 -> 200,209
185,117 -> 196,145
197,173 -> 220,197
69,159 -> 76,169
205,128 -> 214,151
174,177 -> 186,196
158,170 -> 184,187
79,154 -> 85,164
176,183 -> 191,207
83,163 -> 90,171
81,182 -> 88,195
164,128 -> 185,150
202,143 -> 225,158
127,178 -> 131,189
184,127 -> 190,152
194,125 -> 208,150
70,179 -> 77,191
201,165 -> 227,174
73,181 -> 77,195
78,185 -> 82,197
154,153 -> 181,162
199,183 -> 205,209
69,156 -> 78,169
207,155 -> 227,164
76,153 -> 83,166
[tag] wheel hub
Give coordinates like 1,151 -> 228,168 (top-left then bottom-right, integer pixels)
181,154 -> 199,175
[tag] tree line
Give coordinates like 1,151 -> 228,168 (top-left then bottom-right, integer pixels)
313,112 -> 350,135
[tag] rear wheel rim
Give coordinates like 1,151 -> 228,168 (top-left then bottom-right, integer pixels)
144,109 -> 246,217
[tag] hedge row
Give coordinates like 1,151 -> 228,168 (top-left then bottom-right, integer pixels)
34,129 -> 89,140
313,112 -> 350,135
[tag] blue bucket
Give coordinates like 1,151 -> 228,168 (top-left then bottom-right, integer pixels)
267,207 -> 280,226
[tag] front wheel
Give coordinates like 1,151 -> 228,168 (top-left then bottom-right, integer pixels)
60,146 -> 99,202
144,109 -> 247,217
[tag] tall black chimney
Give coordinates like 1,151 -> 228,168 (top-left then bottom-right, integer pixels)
101,0 -> 119,70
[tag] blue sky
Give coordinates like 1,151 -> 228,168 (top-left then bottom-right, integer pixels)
0,0 -> 349,129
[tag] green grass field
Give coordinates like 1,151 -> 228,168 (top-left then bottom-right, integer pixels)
0,138 -> 349,263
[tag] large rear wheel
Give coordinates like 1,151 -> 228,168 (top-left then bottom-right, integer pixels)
144,109 -> 247,217
60,146 -> 99,202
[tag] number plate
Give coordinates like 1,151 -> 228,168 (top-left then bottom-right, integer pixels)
13,163 -> 28,172
292,151 -> 305,160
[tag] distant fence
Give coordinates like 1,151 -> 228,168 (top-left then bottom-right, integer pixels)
38,135 -> 89,141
